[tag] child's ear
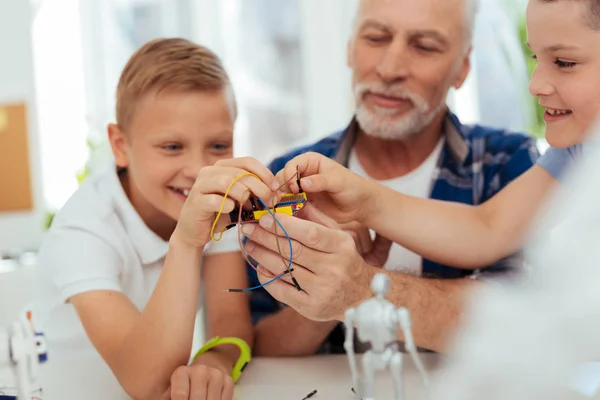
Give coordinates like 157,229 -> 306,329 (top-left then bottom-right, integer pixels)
107,124 -> 129,168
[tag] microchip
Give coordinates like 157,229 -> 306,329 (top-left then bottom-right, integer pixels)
229,193 -> 307,223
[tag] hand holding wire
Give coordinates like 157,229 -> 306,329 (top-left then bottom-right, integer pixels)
208,163 -> 307,293
242,203 -> 373,322
275,152 -> 372,225
172,157 -> 277,250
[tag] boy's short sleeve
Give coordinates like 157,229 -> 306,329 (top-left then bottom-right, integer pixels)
204,228 -> 240,255
39,228 -> 123,303
537,146 -> 579,181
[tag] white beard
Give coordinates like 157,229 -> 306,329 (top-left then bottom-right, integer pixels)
354,82 -> 445,141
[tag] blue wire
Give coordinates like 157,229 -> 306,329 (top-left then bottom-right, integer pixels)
239,271 -> 290,292
238,197 -> 293,292
256,197 -> 293,269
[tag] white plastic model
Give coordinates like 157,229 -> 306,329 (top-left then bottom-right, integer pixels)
0,313 -> 47,399
344,273 -> 429,400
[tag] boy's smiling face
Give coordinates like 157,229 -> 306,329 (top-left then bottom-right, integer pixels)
109,89 -> 235,232
527,0 -> 600,148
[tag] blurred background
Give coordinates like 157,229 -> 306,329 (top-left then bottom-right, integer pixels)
0,0 -> 538,261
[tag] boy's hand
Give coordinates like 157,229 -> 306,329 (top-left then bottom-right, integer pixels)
160,352 -> 234,400
173,157 -> 279,249
275,152 -> 376,224
340,222 -> 393,267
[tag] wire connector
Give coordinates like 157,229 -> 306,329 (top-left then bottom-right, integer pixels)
296,165 -> 304,193
291,277 -> 302,291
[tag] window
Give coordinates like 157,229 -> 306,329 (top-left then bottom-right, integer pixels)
221,0 -> 306,163
32,0 -> 196,212
32,0 -> 535,213
31,0 -> 88,211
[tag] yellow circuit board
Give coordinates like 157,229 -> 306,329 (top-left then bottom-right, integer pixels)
252,192 -> 307,219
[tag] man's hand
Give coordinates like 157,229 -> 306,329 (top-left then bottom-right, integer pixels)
242,203 -> 376,322
275,152 -> 377,224
160,351 -> 234,400
340,222 -> 392,267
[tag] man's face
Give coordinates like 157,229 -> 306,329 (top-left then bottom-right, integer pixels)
349,0 -> 471,140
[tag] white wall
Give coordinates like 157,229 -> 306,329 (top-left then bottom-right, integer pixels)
0,0 -> 45,255
299,0 -> 357,141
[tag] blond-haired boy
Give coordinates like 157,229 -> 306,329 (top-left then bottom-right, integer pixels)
34,38 -> 275,399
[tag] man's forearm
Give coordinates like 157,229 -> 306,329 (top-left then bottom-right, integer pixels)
254,307 -> 338,356
383,271 -> 480,352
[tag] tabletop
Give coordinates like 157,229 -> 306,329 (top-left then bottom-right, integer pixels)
233,354 -> 439,400
0,352 -> 596,399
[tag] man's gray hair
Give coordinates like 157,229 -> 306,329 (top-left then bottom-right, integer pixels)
351,0 -> 480,52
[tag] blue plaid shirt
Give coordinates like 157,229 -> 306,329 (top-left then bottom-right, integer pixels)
248,111 -> 539,350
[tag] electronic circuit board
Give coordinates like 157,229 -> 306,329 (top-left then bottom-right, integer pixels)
230,192 -> 308,223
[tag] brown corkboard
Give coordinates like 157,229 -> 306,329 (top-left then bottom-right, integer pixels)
0,102 -> 33,212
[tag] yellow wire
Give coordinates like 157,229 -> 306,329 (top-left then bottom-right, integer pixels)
210,172 -> 261,241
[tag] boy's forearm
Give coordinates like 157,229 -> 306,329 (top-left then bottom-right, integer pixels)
362,184 -> 502,269
117,238 -> 204,398
201,312 -> 254,372
254,307 -> 338,356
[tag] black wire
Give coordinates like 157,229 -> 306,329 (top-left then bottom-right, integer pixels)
296,165 -> 303,193
351,387 -> 363,399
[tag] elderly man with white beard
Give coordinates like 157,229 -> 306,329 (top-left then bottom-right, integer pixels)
247,0 -> 539,354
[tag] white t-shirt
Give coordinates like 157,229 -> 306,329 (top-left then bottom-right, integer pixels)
33,163 -> 239,400
347,138 -> 445,276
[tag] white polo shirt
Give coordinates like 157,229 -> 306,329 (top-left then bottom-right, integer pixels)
33,163 -> 239,400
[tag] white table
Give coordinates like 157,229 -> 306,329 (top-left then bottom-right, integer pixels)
1,352 -> 595,399
234,354 -> 437,400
